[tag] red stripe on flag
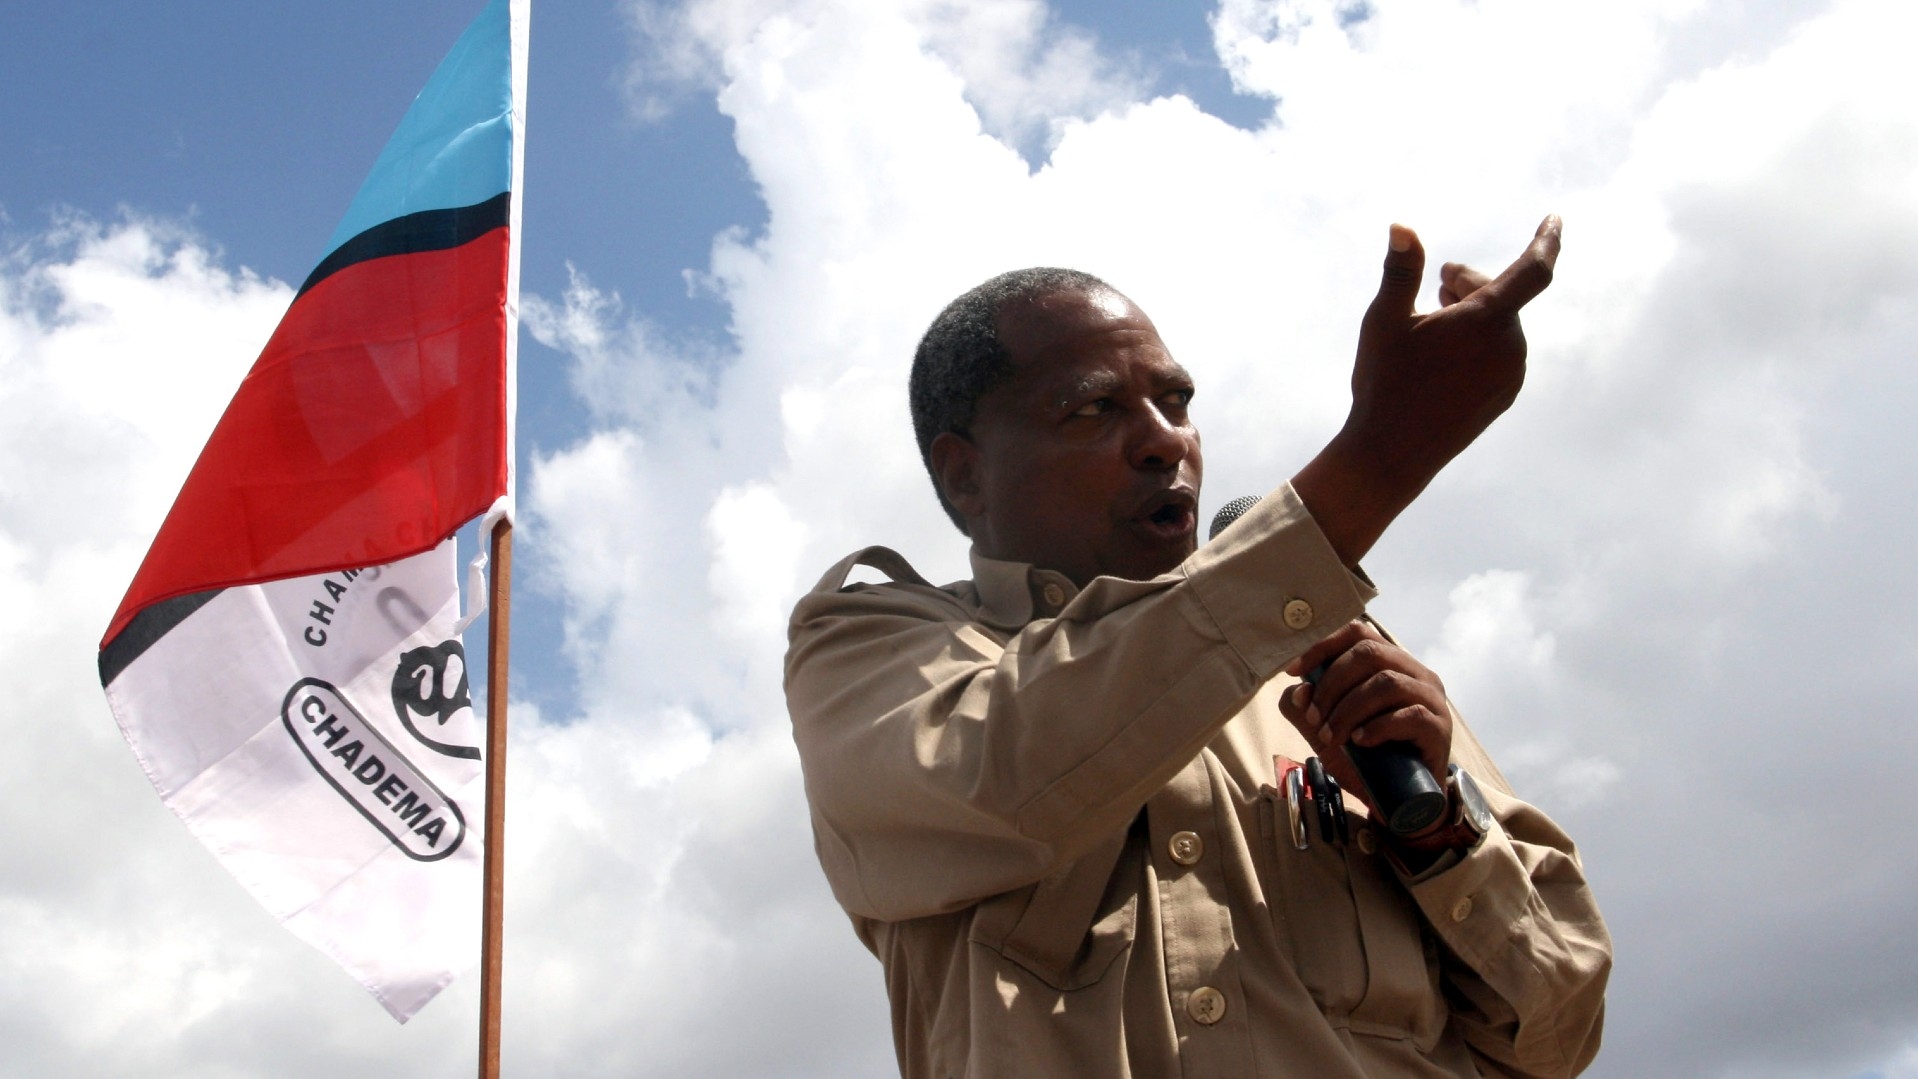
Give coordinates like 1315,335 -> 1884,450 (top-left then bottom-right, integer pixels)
104,229 -> 511,647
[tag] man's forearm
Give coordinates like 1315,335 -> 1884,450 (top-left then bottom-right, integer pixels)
1290,427 -> 1433,567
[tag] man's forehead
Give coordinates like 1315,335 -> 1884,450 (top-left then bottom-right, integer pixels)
996,286 -> 1183,375
997,285 -> 1135,343
1077,288 -> 1135,322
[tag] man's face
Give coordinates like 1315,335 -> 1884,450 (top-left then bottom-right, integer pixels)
933,286 -> 1203,586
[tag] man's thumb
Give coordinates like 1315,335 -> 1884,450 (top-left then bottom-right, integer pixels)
1366,223 -> 1425,324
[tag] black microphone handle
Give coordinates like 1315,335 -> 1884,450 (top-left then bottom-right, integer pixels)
1343,741 -> 1447,837
1209,497 -> 1448,837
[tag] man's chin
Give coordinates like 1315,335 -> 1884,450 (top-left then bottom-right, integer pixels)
1125,511 -> 1197,570
1104,536 -> 1197,582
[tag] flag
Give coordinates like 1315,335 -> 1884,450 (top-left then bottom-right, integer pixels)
97,0 -> 528,1023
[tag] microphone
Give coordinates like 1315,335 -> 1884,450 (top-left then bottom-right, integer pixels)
1207,495 -> 1261,541
1209,497 -> 1447,836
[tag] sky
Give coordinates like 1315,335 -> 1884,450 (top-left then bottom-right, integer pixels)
3,0 -> 1917,1076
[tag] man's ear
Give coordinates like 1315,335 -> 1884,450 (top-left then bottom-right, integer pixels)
929,431 -> 986,520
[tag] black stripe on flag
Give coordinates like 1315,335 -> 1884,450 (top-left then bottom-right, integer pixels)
297,190 -> 511,298
99,588 -> 224,687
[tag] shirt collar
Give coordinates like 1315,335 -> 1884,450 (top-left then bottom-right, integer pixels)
968,547 -> 1081,629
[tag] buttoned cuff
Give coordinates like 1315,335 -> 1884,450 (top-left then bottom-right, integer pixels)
1182,483 -> 1376,678
1403,814 -> 1529,963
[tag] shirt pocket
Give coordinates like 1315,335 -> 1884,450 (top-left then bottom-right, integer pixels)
1264,794 -> 1445,1046
967,830 -> 1139,992
1344,845 -> 1448,1047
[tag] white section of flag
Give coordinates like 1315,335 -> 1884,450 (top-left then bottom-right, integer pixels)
103,541 -> 482,1022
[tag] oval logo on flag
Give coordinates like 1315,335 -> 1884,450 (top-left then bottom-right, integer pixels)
281,678 -> 468,861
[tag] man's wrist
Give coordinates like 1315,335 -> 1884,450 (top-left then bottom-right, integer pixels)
1382,765 -> 1492,874
1291,429 -> 1430,567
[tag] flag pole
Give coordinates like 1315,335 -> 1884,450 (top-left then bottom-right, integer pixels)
479,516 -> 513,1079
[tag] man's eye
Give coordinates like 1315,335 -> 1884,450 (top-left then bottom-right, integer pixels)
1163,389 -> 1194,410
1072,400 -> 1111,417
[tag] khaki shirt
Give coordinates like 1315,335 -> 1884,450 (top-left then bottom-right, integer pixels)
785,486 -> 1610,1078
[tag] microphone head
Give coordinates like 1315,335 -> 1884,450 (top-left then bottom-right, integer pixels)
1208,495 -> 1260,541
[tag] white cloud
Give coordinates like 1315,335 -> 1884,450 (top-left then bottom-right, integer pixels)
707,480 -> 809,647
913,0 -> 1148,153
1875,1042 -> 1918,1079
523,265 -> 723,425
0,214 -> 287,559
626,0 -> 1146,152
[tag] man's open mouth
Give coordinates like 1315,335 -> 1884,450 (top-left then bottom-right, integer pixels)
1136,491 -> 1197,538
1149,503 -> 1187,527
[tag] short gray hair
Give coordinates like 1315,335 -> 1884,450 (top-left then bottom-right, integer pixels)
909,267 -> 1114,533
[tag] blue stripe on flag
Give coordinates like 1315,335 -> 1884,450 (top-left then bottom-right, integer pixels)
325,0 -> 514,256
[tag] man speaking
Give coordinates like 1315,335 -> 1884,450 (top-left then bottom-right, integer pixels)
784,218 -> 1610,1077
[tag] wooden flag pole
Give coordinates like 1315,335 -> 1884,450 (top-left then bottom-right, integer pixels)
479,517 -> 513,1079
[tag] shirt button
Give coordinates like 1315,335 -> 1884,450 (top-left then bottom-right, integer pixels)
1168,831 -> 1204,866
1186,986 -> 1227,1025
1041,582 -> 1067,608
1451,896 -> 1474,922
1355,828 -> 1378,855
1282,598 -> 1314,630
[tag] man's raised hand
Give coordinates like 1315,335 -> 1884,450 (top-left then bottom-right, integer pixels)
1293,216 -> 1562,565
1437,260 -> 1494,307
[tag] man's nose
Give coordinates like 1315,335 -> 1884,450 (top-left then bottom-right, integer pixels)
1128,405 -> 1193,471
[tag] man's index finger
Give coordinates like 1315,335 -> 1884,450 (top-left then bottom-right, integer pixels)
1468,214 -> 1562,315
